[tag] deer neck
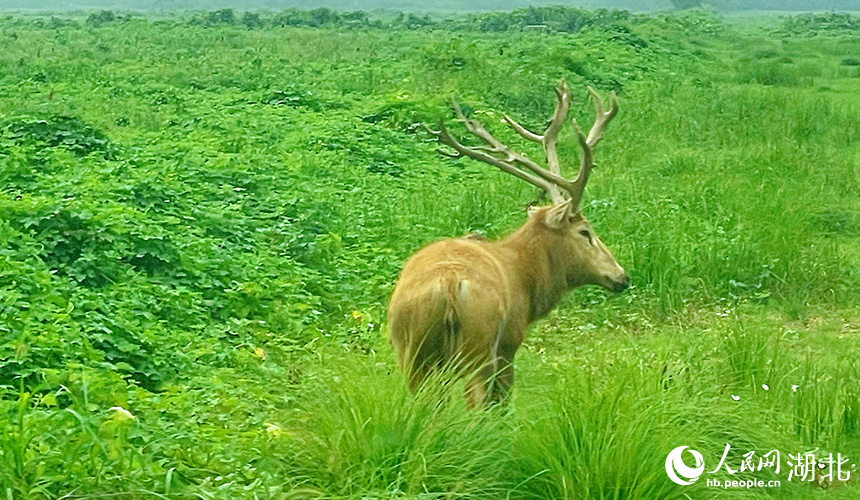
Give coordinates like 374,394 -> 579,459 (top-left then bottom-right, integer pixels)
499,221 -> 569,323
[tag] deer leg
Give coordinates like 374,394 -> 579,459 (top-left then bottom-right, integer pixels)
465,328 -> 519,408
483,336 -> 518,408
465,363 -> 495,409
406,363 -> 430,392
489,358 -> 514,406
464,358 -> 515,409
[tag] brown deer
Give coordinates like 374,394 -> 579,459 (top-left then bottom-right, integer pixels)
387,80 -> 630,408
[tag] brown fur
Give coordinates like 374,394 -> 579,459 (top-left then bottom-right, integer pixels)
387,201 -> 629,408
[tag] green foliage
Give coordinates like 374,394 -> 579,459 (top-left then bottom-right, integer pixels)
2,116 -> 118,159
270,7 -> 371,28
241,11 -> 263,29
779,12 -> 860,36
85,9 -> 116,27
205,8 -> 236,26
185,6 -> 634,33
280,361 -> 516,497
0,9 -> 858,500
454,6 -> 631,33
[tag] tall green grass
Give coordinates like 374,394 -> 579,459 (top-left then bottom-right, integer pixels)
2,316 -> 859,498
265,314 -> 860,499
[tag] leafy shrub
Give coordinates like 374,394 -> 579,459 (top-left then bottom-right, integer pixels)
361,99 -> 439,134
453,6 -> 630,33
211,6 -> 635,33
240,12 -> 262,29
2,116 -> 118,159
271,8 -> 343,28
739,61 -> 812,87
779,12 -> 860,35
393,12 -> 433,30
206,9 -> 235,26
86,10 -> 115,28
652,8 -> 726,36
605,23 -> 649,48
753,48 -> 780,59
31,16 -> 79,29
260,87 -> 344,111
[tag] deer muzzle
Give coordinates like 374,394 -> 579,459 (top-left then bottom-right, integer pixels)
609,271 -> 631,293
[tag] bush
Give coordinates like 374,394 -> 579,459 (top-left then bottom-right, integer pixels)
3,116 -> 118,159
86,10 -> 115,28
205,9 -> 235,26
779,12 -> 860,35
453,6 -> 630,33
241,12 -> 262,29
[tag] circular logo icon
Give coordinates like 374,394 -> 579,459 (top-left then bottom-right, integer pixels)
665,446 -> 705,485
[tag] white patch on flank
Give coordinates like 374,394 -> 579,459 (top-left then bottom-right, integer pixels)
457,279 -> 470,298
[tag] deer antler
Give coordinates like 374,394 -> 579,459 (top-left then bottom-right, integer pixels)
568,86 -> 619,209
432,80 -> 618,210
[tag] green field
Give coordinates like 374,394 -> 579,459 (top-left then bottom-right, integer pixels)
1,8 -> 859,500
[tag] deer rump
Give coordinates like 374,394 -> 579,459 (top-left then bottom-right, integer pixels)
388,238 -> 521,401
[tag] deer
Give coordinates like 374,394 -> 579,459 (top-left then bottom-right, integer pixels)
387,80 -> 630,408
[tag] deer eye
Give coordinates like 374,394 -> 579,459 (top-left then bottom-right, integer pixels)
579,230 -> 591,239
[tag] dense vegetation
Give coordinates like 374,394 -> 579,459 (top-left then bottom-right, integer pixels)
1,7 -> 859,500
6,0 -> 860,13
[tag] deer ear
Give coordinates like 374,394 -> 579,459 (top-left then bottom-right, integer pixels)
543,199 -> 574,229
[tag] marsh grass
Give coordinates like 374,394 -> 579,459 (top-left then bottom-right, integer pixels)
260,317 -> 860,500
277,361 -> 517,498
2,315 -> 860,499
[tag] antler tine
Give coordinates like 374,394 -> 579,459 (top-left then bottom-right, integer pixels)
500,79 -> 572,151
436,148 -> 461,159
437,98 -> 578,204
584,86 -> 619,147
567,87 -> 619,210
431,83 -> 617,208
502,114 -> 542,143
499,80 -> 572,203
434,118 -> 561,199
543,80 -> 572,180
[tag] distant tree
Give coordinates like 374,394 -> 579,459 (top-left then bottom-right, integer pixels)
342,11 -> 370,24
477,13 -> 511,32
404,13 -> 432,29
521,6 -> 547,25
557,8 -> 594,32
308,8 -> 339,27
271,9 -> 303,27
206,9 -> 235,26
86,10 -> 115,28
241,12 -> 263,29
